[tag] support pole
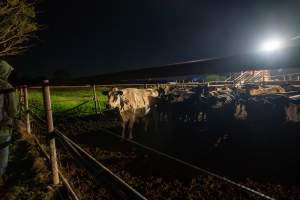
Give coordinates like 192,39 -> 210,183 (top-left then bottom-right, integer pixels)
92,84 -> 99,114
19,86 -> 24,109
17,86 -> 24,119
42,80 -> 59,185
23,85 -> 31,134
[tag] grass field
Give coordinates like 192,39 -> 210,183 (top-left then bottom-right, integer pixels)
27,87 -> 108,116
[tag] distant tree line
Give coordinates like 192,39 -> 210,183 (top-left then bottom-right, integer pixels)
10,69 -> 73,86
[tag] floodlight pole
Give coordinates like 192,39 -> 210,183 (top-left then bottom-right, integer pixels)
42,80 -> 60,185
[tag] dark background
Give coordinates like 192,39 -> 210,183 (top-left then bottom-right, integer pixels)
6,0 -> 300,78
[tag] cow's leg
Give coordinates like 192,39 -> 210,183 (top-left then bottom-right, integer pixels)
184,114 -> 188,123
153,111 -> 159,132
159,112 -> 163,121
164,112 -> 168,122
198,112 -> 203,122
193,112 -> 197,122
203,112 -> 207,121
128,116 -> 135,140
144,117 -> 149,132
121,121 -> 126,139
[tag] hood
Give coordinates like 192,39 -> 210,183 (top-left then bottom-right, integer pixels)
0,60 -> 14,81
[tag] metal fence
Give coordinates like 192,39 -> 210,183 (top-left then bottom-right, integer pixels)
19,81 -> 148,200
17,80 -> 279,200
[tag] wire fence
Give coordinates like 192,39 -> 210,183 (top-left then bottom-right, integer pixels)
17,82 -> 281,200
26,85 -> 107,118
28,110 -> 277,200
29,110 -> 148,200
94,127 -> 276,200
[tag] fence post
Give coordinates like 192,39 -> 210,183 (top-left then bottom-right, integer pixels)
42,80 -> 60,185
23,85 -> 31,134
92,84 -> 99,114
298,75 -> 300,81
19,86 -> 24,109
17,86 -> 23,119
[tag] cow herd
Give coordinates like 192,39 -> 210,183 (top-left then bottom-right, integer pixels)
107,84 -> 300,140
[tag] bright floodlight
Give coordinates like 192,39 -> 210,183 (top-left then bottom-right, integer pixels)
260,39 -> 283,52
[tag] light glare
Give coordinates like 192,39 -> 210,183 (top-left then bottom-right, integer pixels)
260,39 -> 283,52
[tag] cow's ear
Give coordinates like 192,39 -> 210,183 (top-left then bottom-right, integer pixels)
112,87 -> 119,92
117,90 -> 123,95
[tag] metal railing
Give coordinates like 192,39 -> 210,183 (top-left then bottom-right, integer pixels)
264,72 -> 300,82
19,83 -> 149,200
18,80 -> 289,200
227,71 -> 300,83
30,111 -> 148,200
95,127 -> 276,200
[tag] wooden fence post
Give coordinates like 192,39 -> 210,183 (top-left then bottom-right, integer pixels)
19,86 -> 24,108
17,86 -> 23,119
92,84 -> 99,114
23,85 -> 31,134
42,80 -> 60,185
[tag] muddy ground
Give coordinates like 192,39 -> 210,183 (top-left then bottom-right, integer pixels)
0,121 -> 69,200
53,111 -> 300,200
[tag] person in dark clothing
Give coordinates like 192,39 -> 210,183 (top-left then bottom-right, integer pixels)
0,60 -> 17,176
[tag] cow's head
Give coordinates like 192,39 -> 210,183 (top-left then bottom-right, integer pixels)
210,95 -> 233,109
286,95 -> 300,122
107,88 -> 124,109
234,99 -> 248,120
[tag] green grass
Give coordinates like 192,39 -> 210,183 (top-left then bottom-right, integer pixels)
28,87 -> 108,117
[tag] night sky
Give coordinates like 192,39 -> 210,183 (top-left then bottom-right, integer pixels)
8,0 -> 300,77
